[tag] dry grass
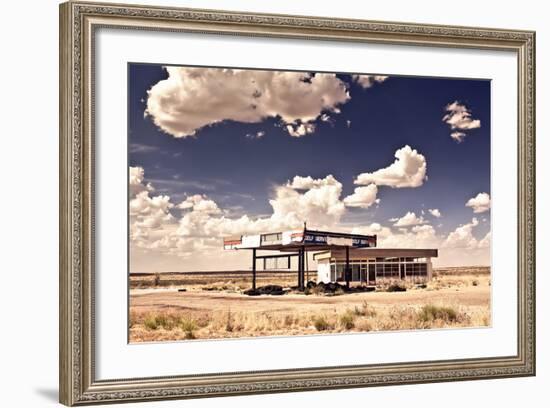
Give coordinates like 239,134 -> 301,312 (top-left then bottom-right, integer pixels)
339,310 -> 356,330
313,315 -> 333,331
418,305 -> 459,323
129,301 -> 489,342
353,301 -> 377,318
129,267 -> 491,342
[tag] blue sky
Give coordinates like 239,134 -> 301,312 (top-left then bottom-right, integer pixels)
128,63 -> 491,271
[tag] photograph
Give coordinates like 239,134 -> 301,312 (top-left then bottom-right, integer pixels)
128,64 -> 492,343
56,1 -> 536,404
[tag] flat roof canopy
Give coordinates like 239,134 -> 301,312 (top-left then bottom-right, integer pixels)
315,248 -> 438,260
223,228 -> 377,251
254,243 -> 363,252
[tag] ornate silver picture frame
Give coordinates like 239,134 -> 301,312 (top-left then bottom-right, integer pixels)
59,1 -> 535,405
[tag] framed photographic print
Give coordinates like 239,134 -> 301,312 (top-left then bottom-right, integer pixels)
59,1 -> 536,405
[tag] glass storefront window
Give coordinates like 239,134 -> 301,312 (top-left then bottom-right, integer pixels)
328,260 -> 429,281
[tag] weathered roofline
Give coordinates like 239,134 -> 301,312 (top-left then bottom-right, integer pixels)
223,228 -> 377,250
315,248 -> 439,260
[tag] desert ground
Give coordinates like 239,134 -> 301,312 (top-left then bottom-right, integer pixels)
129,267 -> 491,342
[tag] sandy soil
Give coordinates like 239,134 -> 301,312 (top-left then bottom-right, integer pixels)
130,285 -> 489,314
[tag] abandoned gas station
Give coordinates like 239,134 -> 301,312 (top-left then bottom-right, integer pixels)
223,227 -> 438,290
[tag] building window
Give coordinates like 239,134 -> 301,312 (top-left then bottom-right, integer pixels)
352,264 -> 360,281
376,263 -> 384,278
261,233 -> 282,242
336,264 -> 345,281
328,258 -> 430,282
390,263 -> 399,277
404,262 -> 428,280
360,264 -> 367,281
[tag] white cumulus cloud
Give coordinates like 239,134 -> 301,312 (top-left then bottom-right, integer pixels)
354,145 -> 427,188
355,223 -> 438,254
428,208 -> 442,218
478,231 -> 491,249
145,67 -> 350,138
352,75 -> 389,88
272,175 -> 346,228
343,184 -> 379,209
351,222 -> 392,239
129,167 -> 491,270
129,167 -> 175,247
130,169 -> 349,259
129,166 -> 153,196
442,217 -> 487,249
450,131 -> 467,143
353,218 -> 490,266
286,122 -> 316,137
178,194 -> 221,214
392,211 -> 426,227
245,130 -> 265,139
443,101 -> 481,142
466,192 -> 491,213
